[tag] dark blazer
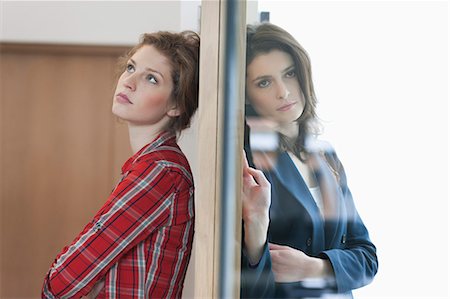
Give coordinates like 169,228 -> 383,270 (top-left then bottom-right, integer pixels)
241,149 -> 378,298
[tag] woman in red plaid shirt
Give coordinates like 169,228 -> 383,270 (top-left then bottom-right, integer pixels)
42,31 -> 199,299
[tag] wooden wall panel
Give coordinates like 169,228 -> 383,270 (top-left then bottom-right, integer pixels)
0,43 -> 130,298
194,1 -> 221,297
194,1 -> 246,298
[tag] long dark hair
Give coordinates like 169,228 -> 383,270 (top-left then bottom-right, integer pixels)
246,23 -> 319,160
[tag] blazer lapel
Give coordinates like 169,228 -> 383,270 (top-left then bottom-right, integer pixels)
311,152 -> 346,249
271,152 -> 325,251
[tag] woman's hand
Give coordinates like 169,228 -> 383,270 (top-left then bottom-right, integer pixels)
269,243 -> 333,282
242,151 -> 271,223
242,151 -> 271,264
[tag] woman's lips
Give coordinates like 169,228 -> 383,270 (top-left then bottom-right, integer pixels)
277,101 -> 297,111
116,93 -> 132,104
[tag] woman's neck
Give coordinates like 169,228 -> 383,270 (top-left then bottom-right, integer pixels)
277,121 -> 299,139
127,124 -> 165,154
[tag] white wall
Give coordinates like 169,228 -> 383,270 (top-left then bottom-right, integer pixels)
180,0 -> 201,33
0,1 -> 200,45
258,1 -> 449,298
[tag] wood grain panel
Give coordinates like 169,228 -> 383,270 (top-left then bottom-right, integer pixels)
0,43 -> 130,298
194,1 -> 246,298
194,1 -> 222,297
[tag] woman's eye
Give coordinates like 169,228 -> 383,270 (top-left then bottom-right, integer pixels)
257,80 -> 270,88
126,64 -> 135,73
285,70 -> 296,78
146,75 -> 158,84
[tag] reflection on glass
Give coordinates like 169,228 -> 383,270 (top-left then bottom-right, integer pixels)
241,22 -> 378,299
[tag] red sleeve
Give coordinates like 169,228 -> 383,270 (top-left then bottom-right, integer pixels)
42,161 -> 179,298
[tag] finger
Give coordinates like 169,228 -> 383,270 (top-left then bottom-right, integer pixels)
269,248 -> 278,259
242,149 -> 250,169
247,167 -> 270,187
242,167 -> 256,186
269,242 -> 280,250
242,150 -> 254,181
269,242 -> 288,250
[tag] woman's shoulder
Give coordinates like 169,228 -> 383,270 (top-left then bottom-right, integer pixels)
305,136 -> 344,176
305,136 -> 336,155
148,146 -> 193,183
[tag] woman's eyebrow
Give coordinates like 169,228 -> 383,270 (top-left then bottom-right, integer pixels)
282,64 -> 295,72
251,75 -> 271,83
130,59 -> 165,79
251,65 -> 295,83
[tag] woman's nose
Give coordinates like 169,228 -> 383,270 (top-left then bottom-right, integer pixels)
123,74 -> 137,91
276,82 -> 290,100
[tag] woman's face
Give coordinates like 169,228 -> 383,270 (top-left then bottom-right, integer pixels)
112,45 -> 179,126
246,50 -> 305,126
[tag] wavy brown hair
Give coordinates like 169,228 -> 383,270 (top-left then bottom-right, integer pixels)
246,23 -> 319,159
117,31 -> 200,134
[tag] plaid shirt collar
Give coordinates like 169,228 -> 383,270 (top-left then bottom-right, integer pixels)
121,131 -> 176,174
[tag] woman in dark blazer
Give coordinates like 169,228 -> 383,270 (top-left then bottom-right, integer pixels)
241,23 -> 378,298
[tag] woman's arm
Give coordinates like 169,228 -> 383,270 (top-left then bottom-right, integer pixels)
42,160 -> 179,298
319,151 -> 378,293
319,191 -> 378,293
241,152 -> 276,298
242,152 -> 271,263
268,243 -> 334,282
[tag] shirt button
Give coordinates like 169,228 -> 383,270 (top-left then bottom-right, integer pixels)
306,237 -> 312,247
94,221 -> 102,232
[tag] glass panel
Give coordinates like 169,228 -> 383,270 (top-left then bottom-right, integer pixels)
241,2 -> 380,298
242,2 -> 448,298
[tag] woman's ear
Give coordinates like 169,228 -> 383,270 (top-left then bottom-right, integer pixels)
167,106 -> 181,117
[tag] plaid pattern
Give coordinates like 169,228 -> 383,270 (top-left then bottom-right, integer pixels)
42,132 -> 195,298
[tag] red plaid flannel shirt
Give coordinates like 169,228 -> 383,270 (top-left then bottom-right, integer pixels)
42,131 -> 195,298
